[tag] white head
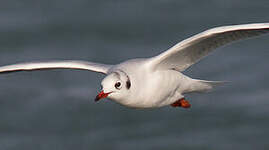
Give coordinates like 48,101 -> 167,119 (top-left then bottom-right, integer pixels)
95,70 -> 131,104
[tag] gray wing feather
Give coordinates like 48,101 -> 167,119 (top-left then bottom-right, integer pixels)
0,60 -> 112,74
150,23 -> 269,71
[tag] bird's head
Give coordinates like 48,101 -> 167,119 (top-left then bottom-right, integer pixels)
95,71 -> 131,103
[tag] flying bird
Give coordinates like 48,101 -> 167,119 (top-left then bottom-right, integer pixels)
0,23 -> 268,109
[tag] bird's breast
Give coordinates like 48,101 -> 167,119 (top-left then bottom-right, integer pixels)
121,70 -> 183,108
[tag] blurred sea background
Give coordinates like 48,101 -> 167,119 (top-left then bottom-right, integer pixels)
0,0 -> 269,150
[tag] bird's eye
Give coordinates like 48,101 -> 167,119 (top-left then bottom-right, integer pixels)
115,81 -> 122,89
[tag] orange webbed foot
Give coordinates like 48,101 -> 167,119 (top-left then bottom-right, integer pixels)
170,98 -> 191,109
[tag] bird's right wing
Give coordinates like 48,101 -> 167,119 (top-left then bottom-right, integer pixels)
0,60 -> 113,74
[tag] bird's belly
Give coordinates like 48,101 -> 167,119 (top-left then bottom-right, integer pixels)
119,70 -> 184,108
121,91 -> 182,109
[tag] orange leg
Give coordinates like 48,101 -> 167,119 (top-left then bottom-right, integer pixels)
171,98 -> 191,108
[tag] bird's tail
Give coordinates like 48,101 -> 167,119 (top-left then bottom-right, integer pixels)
186,79 -> 227,93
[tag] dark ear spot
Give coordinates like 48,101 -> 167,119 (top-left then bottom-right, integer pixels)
126,80 -> 131,89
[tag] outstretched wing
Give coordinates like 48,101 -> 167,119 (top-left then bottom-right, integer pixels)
0,60 -> 112,74
149,23 -> 269,71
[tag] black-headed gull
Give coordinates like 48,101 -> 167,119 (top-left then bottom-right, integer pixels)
0,23 -> 268,109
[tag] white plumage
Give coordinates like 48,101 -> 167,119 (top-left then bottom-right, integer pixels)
0,23 -> 268,108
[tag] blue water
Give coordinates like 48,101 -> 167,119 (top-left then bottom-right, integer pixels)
0,1 -> 269,150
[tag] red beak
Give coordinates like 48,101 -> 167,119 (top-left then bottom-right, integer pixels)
95,90 -> 111,102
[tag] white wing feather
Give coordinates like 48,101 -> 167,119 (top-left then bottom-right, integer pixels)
150,23 -> 269,71
0,60 -> 112,74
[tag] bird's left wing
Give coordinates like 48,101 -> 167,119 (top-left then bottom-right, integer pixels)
0,60 -> 112,74
149,23 -> 269,72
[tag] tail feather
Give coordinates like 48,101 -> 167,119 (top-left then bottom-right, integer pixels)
187,79 -> 227,93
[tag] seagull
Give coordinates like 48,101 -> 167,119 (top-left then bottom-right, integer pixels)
0,23 -> 268,109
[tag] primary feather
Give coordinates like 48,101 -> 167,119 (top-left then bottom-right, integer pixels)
150,23 -> 269,71
0,60 -> 112,74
